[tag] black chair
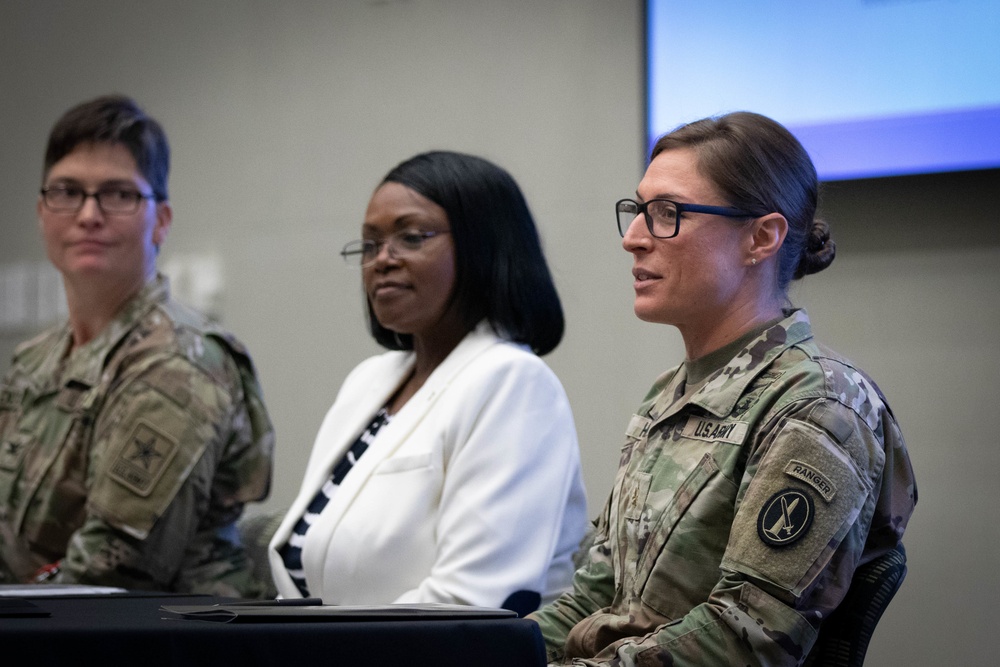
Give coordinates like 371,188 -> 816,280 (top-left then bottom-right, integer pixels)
803,543 -> 908,667
501,590 -> 541,618
236,510 -> 286,599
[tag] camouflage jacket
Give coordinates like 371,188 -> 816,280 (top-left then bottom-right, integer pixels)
531,309 -> 916,666
0,275 -> 274,596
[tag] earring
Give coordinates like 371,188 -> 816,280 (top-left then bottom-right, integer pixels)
750,258 -> 757,266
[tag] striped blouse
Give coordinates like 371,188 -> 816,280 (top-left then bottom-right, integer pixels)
278,408 -> 392,597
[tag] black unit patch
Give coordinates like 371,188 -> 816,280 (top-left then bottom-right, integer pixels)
757,488 -> 814,547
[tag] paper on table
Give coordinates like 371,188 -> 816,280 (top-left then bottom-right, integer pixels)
160,602 -> 518,623
0,584 -> 128,597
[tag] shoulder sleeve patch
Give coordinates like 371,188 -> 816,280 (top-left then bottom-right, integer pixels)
722,419 -> 872,596
87,377 -> 220,539
107,420 -> 180,497
757,488 -> 815,546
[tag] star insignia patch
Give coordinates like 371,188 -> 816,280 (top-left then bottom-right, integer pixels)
108,420 -> 178,497
0,437 -> 28,471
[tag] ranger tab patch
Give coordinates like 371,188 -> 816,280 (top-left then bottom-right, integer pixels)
109,420 -> 179,497
784,459 -> 837,502
757,488 -> 814,547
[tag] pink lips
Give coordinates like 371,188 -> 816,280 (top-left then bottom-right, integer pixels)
70,238 -> 111,252
632,266 -> 661,289
371,280 -> 410,299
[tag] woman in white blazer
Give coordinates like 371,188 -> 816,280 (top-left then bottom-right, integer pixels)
268,151 -> 587,612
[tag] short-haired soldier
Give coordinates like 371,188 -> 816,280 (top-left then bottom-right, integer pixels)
0,95 -> 274,596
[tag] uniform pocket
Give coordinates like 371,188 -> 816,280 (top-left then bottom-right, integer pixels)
0,432 -> 30,506
638,452 -> 738,619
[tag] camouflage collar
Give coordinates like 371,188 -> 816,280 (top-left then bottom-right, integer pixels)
50,275 -> 171,389
648,309 -> 814,422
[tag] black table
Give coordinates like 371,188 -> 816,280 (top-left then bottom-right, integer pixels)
0,594 -> 547,667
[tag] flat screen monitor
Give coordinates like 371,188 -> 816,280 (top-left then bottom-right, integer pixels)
647,0 -> 1000,180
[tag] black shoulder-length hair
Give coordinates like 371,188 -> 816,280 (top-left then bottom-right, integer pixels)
366,150 -> 564,356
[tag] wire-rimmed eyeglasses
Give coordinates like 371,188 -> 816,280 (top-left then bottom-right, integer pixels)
40,186 -> 159,215
341,229 -> 451,267
616,198 -> 754,238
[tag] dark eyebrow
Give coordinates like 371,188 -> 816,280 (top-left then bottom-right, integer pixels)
362,213 -> 444,235
637,190 -> 699,206
45,178 -> 142,190
45,178 -> 83,187
634,191 -> 679,203
98,180 -> 143,190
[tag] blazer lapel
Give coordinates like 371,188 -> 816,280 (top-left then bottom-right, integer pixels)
268,352 -> 414,589
272,322 -> 507,597
303,323 -> 503,593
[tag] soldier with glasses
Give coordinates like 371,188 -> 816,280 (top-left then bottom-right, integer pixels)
0,95 -> 274,596
530,112 -> 917,666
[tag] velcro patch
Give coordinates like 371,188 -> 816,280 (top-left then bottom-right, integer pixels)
55,382 -> 88,413
0,435 -> 29,472
108,420 -> 179,497
0,388 -> 21,410
784,459 -> 837,502
626,414 -> 653,440
682,417 -> 748,445
757,488 -> 814,547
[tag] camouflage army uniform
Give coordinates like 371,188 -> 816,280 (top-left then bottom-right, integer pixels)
0,275 -> 274,596
530,309 -> 916,666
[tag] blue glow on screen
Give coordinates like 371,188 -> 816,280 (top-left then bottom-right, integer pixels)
647,0 -> 1000,180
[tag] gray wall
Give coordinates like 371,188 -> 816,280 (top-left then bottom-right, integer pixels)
1,2 -> 997,665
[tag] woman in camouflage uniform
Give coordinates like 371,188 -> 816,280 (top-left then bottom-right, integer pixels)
530,112 -> 917,666
0,96 -> 273,596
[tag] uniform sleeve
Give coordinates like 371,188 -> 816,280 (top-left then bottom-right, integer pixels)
530,503 -> 616,664
391,354 -> 587,608
55,350 -> 267,592
562,399 -> 888,667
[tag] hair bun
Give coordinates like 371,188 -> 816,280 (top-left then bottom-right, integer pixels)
795,218 -> 836,278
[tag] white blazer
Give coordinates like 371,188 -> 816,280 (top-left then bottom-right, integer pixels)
269,323 -> 587,607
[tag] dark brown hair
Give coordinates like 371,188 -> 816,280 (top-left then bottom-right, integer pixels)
652,111 -> 835,291
43,95 -> 170,201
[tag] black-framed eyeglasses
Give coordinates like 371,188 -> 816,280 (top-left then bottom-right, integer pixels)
615,198 -> 754,239
40,186 -> 158,215
341,229 -> 451,267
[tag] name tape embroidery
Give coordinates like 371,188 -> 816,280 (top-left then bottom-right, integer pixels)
784,459 -> 837,503
682,418 -> 748,445
626,414 -> 653,440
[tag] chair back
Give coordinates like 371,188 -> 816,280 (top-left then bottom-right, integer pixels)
500,590 -> 541,618
237,511 -> 286,599
803,543 -> 907,667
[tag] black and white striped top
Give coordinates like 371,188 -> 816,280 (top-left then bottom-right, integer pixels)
278,408 -> 392,597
